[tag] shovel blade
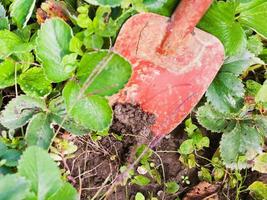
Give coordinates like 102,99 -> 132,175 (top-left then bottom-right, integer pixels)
113,13 -> 224,136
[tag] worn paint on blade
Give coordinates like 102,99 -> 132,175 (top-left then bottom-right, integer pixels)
113,13 -> 224,136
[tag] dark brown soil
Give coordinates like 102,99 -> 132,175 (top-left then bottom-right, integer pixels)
110,103 -> 156,138
64,103 -> 264,200
67,128 -> 189,200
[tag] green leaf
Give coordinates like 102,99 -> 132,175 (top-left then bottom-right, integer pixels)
0,174 -> 30,200
136,144 -> 153,165
247,35 -> 263,56
248,181 -> 267,200
221,51 -> 264,76
206,72 -> 244,113
246,80 -> 262,96
254,115 -> 267,137
0,30 -> 23,59
1,149 -> 21,167
84,0 -> 122,7
252,153 -> 267,173
77,13 -> 93,29
143,0 -> 178,16
18,67 -> 52,97
0,3 -> 9,30
0,59 -> 17,89
63,80 -> 113,131
214,167 -> 224,181
47,183 -> 78,200
10,0 -> 36,28
239,1 -> 267,38
14,51 -> 34,72
36,18 -> 73,83
93,7 -> 119,37
165,181 -> 180,194
0,95 -> 46,129
18,146 -> 63,200
198,167 -> 212,182
77,51 -> 132,96
49,96 -> 90,135
0,4 -> 6,18
198,1 -> 246,55
135,192 -> 145,200
69,36 -> 83,55
197,137 -> 210,149
196,103 -> 234,132
0,140 -> 7,157
83,34 -> 103,50
184,118 -> 198,137
220,122 -> 263,168
179,139 -> 194,155
132,175 -> 151,186
255,81 -> 267,103
25,113 -> 54,150
0,17 -> 9,30
237,0 -> 266,12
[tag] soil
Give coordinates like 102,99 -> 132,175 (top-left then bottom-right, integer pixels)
63,103 -> 266,200
110,103 -> 156,139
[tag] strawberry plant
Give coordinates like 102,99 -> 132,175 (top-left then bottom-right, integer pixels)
0,0 -> 266,199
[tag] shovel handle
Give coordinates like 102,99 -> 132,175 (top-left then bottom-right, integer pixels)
158,0 -> 213,54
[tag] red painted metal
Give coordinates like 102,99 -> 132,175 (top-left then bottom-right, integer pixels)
112,0 -> 225,136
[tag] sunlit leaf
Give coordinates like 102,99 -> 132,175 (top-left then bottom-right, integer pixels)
0,95 -> 46,129
10,0 -> 36,28
0,175 -> 30,200
36,18 -> 73,82
25,113 -> 54,150
18,146 -> 63,200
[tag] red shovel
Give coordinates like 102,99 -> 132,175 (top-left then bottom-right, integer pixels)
113,0 -> 224,140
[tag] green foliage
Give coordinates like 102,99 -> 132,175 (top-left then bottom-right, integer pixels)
220,122 -> 263,169
36,18 -> 73,82
247,35 -> 263,56
77,51 -> 132,96
0,174 -> 30,200
198,1 -> 246,55
18,146 -> 78,200
18,67 -> 52,97
135,192 -> 145,200
221,51 -> 263,76
196,103 -> 234,132
239,1 -> 267,38
165,181 -> 179,194
25,113 -> 54,150
199,0 -> 267,56
84,0 -> 122,7
1,149 -> 21,167
198,167 -> 212,182
252,153 -> 267,173
0,3 -> 9,30
47,183 -> 78,200
0,0 -> 267,198
0,30 -> 23,59
255,81 -> 267,104
63,80 -> 113,131
10,0 -> 36,28
248,181 -> 267,200
131,175 -> 151,186
206,72 -> 244,113
49,97 -> 90,135
0,95 -> 46,129
143,0 -> 179,16
0,59 -> 17,89
179,119 -> 209,169
179,118 -> 209,155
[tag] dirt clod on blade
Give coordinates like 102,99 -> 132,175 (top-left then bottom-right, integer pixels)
110,102 -> 156,137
